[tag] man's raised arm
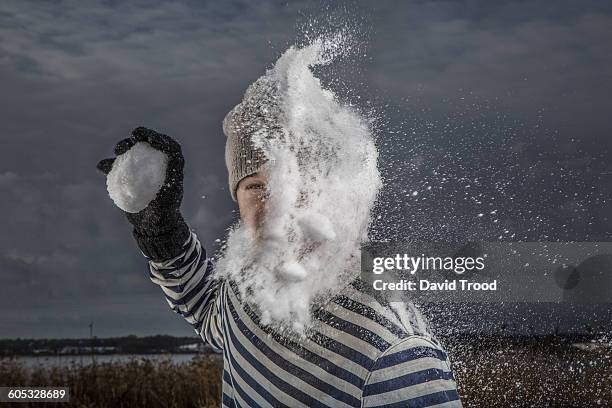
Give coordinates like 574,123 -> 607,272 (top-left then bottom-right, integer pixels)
148,231 -> 224,351
96,126 -> 224,351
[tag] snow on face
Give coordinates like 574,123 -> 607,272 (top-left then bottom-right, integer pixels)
216,32 -> 381,332
106,142 -> 168,213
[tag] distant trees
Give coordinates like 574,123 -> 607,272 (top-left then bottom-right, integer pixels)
0,335 -> 214,356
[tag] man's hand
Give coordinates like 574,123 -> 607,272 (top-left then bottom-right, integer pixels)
97,126 -> 190,261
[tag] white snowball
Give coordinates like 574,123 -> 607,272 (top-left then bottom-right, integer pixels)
106,142 -> 168,213
277,261 -> 308,282
298,213 -> 336,241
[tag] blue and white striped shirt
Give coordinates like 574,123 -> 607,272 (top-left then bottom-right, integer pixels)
148,232 -> 462,408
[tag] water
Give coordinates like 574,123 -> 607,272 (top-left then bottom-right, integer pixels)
3,353 -> 217,369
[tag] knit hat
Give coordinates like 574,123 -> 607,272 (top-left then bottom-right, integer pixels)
223,75 -> 285,201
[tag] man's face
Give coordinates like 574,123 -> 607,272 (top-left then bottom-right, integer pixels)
236,171 -> 269,232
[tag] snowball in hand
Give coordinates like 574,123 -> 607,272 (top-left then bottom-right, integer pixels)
106,142 -> 168,213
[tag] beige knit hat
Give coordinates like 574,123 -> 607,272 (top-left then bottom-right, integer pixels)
222,75 -> 285,201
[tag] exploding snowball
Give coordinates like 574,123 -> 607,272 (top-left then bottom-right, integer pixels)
216,31 -> 381,331
106,142 -> 168,213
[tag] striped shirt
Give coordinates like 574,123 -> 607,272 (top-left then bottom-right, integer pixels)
148,232 -> 462,408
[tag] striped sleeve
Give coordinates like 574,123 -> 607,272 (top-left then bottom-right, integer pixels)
147,231 -> 224,351
361,336 -> 462,408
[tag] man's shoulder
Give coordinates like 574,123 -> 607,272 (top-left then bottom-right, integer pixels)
339,278 -> 434,334
318,278 -> 438,358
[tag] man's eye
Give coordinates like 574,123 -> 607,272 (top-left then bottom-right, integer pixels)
246,183 -> 265,190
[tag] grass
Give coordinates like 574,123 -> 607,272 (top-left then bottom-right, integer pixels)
1,338 -> 611,407
0,354 -> 223,408
447,336 -> 612,407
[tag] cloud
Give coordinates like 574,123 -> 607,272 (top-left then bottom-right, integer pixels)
0,0 -> 610,337
367,4 -> 612,128
0,0 -> 306,338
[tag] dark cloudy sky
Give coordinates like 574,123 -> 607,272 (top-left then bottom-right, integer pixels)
1,0 -> 611,339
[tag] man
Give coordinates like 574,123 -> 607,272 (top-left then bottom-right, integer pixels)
97,88 -> 462,407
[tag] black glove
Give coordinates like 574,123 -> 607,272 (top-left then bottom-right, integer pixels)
97,127 -> 190,261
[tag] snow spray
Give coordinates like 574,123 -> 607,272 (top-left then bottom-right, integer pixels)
216,31 -> 382,332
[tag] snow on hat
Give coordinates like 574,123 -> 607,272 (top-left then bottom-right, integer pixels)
223,75 -> 285,201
